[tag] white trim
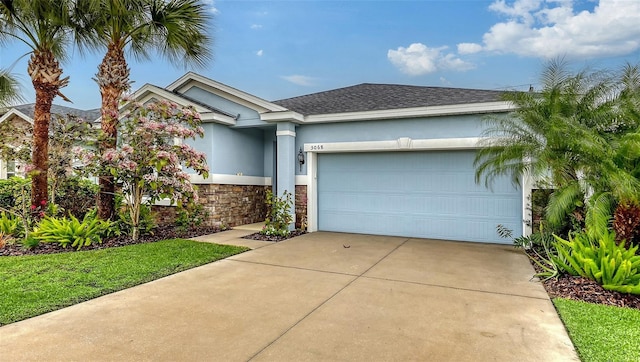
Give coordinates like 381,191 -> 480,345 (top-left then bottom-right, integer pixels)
275,130 -> 296,137
303,101 -> 514,123
124,84 -> 237,126
190,173 -> 272,186
260,110 -> 305,123
0,108 -> 33,125
522,161 -> 535,237
295,175 -> 307,185
304,137 -> 486,153
306,152 -> 318,232
166,72 -> 287,113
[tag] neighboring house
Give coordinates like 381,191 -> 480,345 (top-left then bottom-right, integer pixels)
130,73 -> 529,244
0,103 -> 101,179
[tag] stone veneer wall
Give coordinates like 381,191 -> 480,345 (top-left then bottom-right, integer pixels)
198,184 -> 269,227
295,185 -> 307,230
152,206 -> 178,226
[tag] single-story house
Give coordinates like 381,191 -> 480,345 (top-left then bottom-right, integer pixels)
128,73 -> 530,244
0,103 -> 100,178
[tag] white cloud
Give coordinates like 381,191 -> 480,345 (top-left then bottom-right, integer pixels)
439,77 -> 452,86
478,0 -> 640,59
256,50 -> 264,57
250,24 -> 263,29
387,43 -> 475,76
457,43 -> 483,55
200,0 -> 219,15
281,75 -> 315,86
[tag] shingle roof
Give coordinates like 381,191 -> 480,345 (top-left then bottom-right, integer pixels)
8,103 -> 101,122
273,83 -> 506,116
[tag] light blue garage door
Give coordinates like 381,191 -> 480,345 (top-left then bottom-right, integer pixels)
317,151 -> 522,243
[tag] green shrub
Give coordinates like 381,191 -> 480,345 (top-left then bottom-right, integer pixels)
261,190 -> 293,237
0,211 -> 23,238
54,177 -> 98,219
31,214 -> 110,251
175,201 -> 208,231
0,177 -> 30,211
118,202 -> 156,236
20,236 -> 40,249
553,230 -> 640,294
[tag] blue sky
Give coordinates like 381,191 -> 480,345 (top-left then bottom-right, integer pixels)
2,0 -> 640,111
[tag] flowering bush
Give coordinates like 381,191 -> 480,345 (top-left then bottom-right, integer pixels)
76,100 -> 209,240
260,190 -> 293,237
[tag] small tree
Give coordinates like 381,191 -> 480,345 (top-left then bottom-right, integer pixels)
76,100 -> 209,240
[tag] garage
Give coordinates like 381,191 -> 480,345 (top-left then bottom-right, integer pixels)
317,151 -> 522,243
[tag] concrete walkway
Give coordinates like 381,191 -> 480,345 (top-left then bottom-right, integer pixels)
0,228 -> 578,361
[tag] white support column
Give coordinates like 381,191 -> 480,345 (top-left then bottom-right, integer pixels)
306,151 -> 318,232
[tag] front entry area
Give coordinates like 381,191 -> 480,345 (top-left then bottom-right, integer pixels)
317,151 -> 522,243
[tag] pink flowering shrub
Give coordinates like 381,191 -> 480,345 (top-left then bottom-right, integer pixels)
75,100 -> 209,240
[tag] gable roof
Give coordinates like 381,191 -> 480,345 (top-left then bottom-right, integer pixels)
273,83 -> 506,116
3,103 -> 102,122
167,72 -> 288,113
125,84 -> 238,125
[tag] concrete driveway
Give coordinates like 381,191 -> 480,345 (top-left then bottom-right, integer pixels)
0,232 -> 578,361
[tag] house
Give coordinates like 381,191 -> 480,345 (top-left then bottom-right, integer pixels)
0,103 -> 101,179
130,73 -> 529,244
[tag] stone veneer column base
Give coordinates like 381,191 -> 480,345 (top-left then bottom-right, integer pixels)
295,185 -> 308,230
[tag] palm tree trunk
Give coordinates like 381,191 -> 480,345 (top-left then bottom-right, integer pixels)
613,202 -> 640,249
96,42 -> 130,220
28,50 -> 65,208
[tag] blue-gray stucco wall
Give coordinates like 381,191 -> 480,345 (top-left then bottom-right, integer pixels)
293,114 -> 492,175
186,123 -> 265,176
182,86 -> 267,127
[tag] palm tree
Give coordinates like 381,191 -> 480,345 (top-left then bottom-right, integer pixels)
75,0 -> 212,220
0,0 -> 73,207
474,60 -> 627,234
0,69 -> 22,107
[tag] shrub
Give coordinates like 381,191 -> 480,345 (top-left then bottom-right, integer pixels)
0,232 -> 11,249
118,202 -> 156,237
175,199 -> 208,231
553,230 -> 640,294
54,177 -> 98,219
0,177 -> 30,210
31,214 -> 110,251
0,211 -> 23,238
261,190 -> 293,236
20,236 -> 39,249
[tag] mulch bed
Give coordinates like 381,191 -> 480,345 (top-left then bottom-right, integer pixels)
526,250 -> 640,310
242,230 -> 307,242
0,225 -> 228,257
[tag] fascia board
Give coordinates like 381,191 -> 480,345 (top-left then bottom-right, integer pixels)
260,110 -> 305,123
0,109 -> 33,125
167,72 -> 287,113
122,84 -> 236,126
304,101 -> 514,123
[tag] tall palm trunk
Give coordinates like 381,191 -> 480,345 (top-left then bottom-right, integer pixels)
28,49 -> 67,208
96,42 -> 130,220
613,202 -> 640,250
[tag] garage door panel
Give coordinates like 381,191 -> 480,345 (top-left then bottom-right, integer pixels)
317,151 -> 522,243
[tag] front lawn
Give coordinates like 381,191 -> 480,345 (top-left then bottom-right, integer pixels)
553,298 -> 640,362
0,239 -> 248,325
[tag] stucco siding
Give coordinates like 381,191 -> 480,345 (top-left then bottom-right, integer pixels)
182,86 -> 266,127
202,124 -> 265,176
294,114 -> 492,175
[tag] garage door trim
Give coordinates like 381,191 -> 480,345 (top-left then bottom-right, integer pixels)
303,137 -> 532,238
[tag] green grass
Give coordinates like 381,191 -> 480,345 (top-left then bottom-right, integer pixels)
553,298 -> 640,362
0,239 -> 248,325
